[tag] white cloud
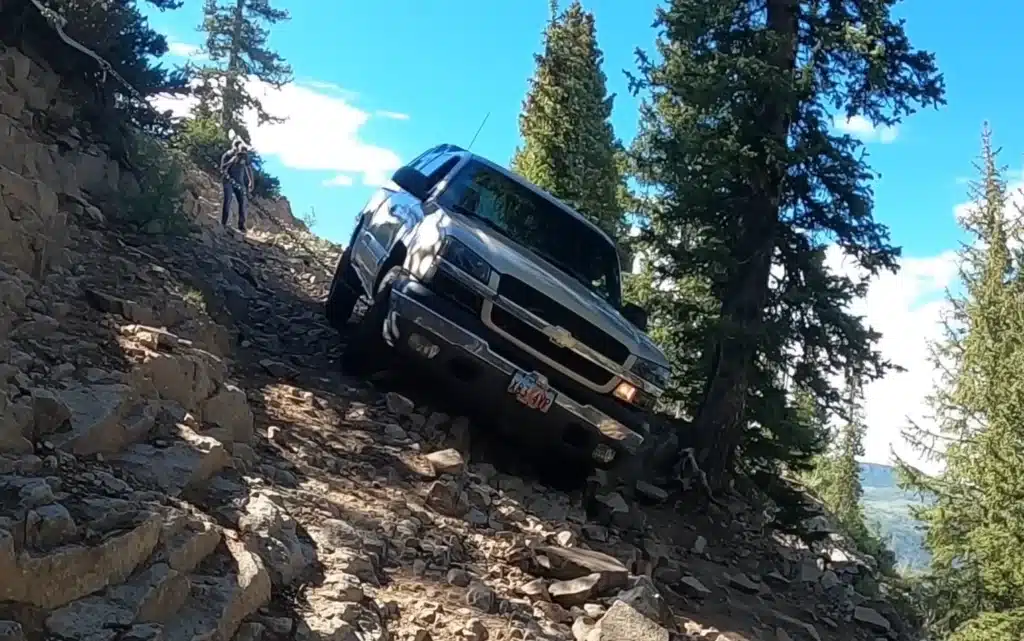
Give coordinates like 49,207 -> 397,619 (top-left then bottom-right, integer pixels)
304,81 -> 361,102
375,110 -> 410,121
323,174 -> 354,187
151,76 -> 403,187
827,247 -> 957,476
166,41 -> 207,61
833,115 -> 899,144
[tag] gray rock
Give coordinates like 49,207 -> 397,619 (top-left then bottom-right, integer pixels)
588,600 -> 668,641
853,606 -> 891,632
820,569 -> 840,590
549,573 -> 601,608
517,578 -> 549,599
692,535 -> 707,554
447,568 -> 471,588
238,492 -> 312,588
531,546 -> 629,593
201,384 -> 254,443
616,576 -> 673,628
425,448 -> 465,475
466,581 -> 496,613
385,392 -> 414,416
634,480 -> 668,502
325,572 -> 364,602
726,572 -> 762,594
25,502 -> 78,550
30,387 -> 71,437
572,616 -> 595,641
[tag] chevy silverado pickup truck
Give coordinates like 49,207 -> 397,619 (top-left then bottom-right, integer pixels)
325,144 -> 672,469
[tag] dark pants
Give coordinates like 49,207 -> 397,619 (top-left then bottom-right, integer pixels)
221,182 -> 247,230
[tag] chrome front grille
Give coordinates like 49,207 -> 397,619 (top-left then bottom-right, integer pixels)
484,275 -> 629,388
495,275 -> 630,364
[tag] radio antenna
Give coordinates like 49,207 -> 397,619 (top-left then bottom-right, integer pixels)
467,112 -> 490,151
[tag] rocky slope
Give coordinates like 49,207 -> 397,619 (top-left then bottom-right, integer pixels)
0,45 -> 913,641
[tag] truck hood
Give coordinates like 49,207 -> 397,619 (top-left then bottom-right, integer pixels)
441,211 -> 670,368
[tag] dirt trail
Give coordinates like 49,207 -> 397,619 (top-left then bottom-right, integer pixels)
0,45 -> 908,641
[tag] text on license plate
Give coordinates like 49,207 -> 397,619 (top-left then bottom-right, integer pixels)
507,371 -> 556,413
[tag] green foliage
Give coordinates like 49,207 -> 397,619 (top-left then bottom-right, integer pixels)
882,574 -> 930,634
794,381 -> 898,575
198,0 -> 293,137
621,266 -> 716,408
812,379 -> 869,535
626,0 -> 944,486
172,114 -> 280,199
510,0 -> 626,239
173,114 -> 230,168
2,0 -> 189,148
948,610 -> 1024,641
112,130 -> 188,234
899,126 -> 1024,640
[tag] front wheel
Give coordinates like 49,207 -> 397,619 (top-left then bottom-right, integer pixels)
341,267 -> 401,377
326,246 -> 361,329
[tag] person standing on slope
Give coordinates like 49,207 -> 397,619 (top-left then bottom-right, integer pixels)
220,139 -> 254,232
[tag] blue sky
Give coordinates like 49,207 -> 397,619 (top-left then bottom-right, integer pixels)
146,0 -> 1024,471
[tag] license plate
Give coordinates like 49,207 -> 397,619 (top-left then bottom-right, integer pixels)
507,371 -> 555,413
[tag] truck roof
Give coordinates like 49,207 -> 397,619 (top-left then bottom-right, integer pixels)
438,144 -> 618,249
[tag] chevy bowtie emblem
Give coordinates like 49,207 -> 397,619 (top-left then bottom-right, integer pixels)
543,325 -> 577,349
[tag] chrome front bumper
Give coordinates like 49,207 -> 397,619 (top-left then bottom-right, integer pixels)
388,288 -> 645,455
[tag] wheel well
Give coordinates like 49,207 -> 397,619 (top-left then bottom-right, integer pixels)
375,242 -> 407,292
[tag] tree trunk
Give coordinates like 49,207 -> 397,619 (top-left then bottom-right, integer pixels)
221,0 -> 246,131
692,226 -> 776,488
691,0 -> 799,491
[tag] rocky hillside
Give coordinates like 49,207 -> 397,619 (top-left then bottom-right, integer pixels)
0,45 -> 913,641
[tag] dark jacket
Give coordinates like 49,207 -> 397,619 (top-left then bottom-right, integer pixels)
221,148 -> 253,189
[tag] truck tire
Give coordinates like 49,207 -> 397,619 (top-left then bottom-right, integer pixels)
341,267 -> 400,377
326,246 -> 361,329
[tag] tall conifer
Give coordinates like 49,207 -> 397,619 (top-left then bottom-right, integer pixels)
512,0 -> 625,238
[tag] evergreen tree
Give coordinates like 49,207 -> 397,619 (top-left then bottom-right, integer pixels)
806,377 -> 868,534
826,378 -> 868,534
198,0 -> 292,138
628,0 -> 945,488
2,0 -> 189,141
511,0 -> 625,238
900,126 -> 1024,641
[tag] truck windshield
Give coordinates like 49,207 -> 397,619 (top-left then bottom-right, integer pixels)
439,160 -> 622,307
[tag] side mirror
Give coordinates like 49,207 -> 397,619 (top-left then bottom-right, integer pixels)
622,302 -> 649,332
391,166 -> 430,201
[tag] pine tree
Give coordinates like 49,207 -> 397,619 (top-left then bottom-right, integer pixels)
899,126 -> 1024,641
806,376 -> 868,535
511,0 -> 625,238
198,0 -> 292,138
829,379 -> 868,533
628,0 -> 945,488
2,0 -> 189,139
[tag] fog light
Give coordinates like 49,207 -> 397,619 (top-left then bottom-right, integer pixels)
408,333 -> 440,359
592,443 -> 616,464
612,381 -> 638,403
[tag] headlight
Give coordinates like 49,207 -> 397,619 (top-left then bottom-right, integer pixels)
629,357 -> 671,390
439,237 -> 492,284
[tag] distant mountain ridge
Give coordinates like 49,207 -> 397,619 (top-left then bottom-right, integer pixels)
859,462 -> 931,572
